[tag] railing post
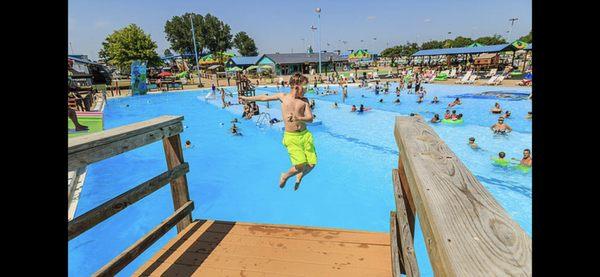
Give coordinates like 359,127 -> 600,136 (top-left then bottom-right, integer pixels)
162,133 -> 193,232
398,156 -> 416,236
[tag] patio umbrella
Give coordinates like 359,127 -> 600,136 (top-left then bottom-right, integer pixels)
259,65 -> 272,69
158,71 -> 172,77
226,66 -> 242,72
246,65 -> 259,71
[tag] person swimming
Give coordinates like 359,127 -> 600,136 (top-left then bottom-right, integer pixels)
351,105 -> 357,112
504,110 -> 511,118
450,110 -> 458,120
491,117 -> 512,134
358,104 -> 365,112
394,97 -> 400,104
230,123 -> 242,136
444,110 -> 451,119
448,97 -> 461,107
526,111 -> 532,119
417,95 -> 424,103
332,102 -> 339,109
468,137 -> 479,149
379,99 -> 384,103
513,149 -> 532,167
430,114 -> 441,123
431,96 -> 439,104
185,140 -> 192,148
491,102 -> 502,114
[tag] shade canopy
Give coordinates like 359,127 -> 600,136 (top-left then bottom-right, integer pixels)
246,65 -> 259,70
226,66 -> 243,72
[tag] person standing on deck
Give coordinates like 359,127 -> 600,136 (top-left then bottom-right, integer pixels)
342,85 -> 348,103
239,73 -> 317,190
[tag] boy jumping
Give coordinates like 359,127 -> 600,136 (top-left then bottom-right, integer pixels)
239,73 -> 316,191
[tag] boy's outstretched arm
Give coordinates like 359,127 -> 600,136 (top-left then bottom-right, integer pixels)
240,93 -> 283,102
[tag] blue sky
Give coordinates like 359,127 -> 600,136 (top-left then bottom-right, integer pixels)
68,0 -> 531,60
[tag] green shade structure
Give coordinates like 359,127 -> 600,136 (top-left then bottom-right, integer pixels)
246,65 -> 259,71
511,40 -> 528,50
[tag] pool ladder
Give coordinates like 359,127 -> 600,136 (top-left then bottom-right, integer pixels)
255,112 -> 272,126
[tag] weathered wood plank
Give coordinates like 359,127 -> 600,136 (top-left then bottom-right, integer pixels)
68,115 -> 183,153
397,156 -> 416,235
392,169 -> 420,276
390,211 -> 403,277
68,116 -> 184,170
68,163 -> 189,240
163,134 -> 192,232
394,116 -> 531,276
92,201 -> 194,277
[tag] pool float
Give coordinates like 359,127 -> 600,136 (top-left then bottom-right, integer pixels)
492,158 -> 510,167
441,118 -> 463,124
514,164 -> 532,173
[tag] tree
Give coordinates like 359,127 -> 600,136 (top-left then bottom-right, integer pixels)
233,32 -> 258,56
519,31 -> 532,43
420,40 -> 444,50
203,14 -> 233,54
98,24 -> 161,72
164,13 -> 206,56
164,49 -> 173,57
475,35 -> 507,45
451,36 -> 474,47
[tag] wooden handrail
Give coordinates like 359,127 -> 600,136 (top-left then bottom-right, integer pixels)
68,115 -> 195,276
92,201 -> 195,277
68,115 -> 184,170
390,211 -> 402,277
391,169 -> 419,276
393,115 -> 531,276
68,162 -> 189,240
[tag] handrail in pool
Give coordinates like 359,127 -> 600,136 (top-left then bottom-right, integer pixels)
68,115 -> 195,276
390,115 -> 532,276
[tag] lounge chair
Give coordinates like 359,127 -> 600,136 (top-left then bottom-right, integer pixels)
449,68 -> 457,78
485,68 -> 498,78
518,72 -> 532,86
491,75 -> 505,86
485,75 -> 499,85
455,71 -> 472,84
464,75 -> 477,84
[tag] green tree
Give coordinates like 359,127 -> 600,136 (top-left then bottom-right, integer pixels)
474,35 -> 507,45
164,49 -> 173,57
98,24 -> 161,72
451,36 -> 474,47
233,31 -> 258,56
203,14 -> 233,54
164,13 -> 206,56
518,31 -> 532,43
420,40 -> 444,50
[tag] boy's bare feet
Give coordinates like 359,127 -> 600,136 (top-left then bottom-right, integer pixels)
279,173 -> 288,188
294,182 -> 301,191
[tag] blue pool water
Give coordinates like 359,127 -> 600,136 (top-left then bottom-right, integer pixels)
69,83 -> 531,276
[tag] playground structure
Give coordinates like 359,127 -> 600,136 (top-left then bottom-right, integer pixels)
235,72 -> 255,103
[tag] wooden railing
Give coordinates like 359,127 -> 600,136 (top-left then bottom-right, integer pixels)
390,115 -> 532,277
68,115 -> 194,277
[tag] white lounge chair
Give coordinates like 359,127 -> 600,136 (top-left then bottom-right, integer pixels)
455,71 -> 472,84
485,75 -> 499,85
485,68 -> 498,78
449,68 -> 457,78
464,75 -> 477,84
491,75 -> 505,86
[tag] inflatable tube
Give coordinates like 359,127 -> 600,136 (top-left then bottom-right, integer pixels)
492,158 -> 510,167
441,118 -> 463,124
514,164 -> 532,173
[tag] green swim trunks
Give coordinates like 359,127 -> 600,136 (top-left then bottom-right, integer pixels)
282,129 -> 317,165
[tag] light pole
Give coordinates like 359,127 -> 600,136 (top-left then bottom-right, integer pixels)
301,38 -> 306,53
189,14 -> 203,87
508,18 -> 519,41
316,7 -> 322,75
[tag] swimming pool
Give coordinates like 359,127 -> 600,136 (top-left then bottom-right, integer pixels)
69,83 -> 531,276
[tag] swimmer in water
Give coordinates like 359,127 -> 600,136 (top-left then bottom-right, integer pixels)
468,137 -> 479,149
526,111 -> 532,119
491,117 -> 512,134
491,102 -> 502,114
431,96 -> 439,104
417,95 -> 424,103
230,123 -> 242,136
394,97 -> 400,104
185,140 -> 192,148
496,151 -> 507,162
444,110 -> 451,119
358,104 -> 365,112
513,149 -> 532,167
504,110 -> 511,118
430,114 -> 441,123
448,97 -> 461,107
450,110 -> 458,120
379,99 -> 384,103
351,105 -> 357,112
332,102 -> 339,109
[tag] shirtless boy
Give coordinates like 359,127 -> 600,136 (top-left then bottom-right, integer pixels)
239,73 -> 316,190
491,117 -> 512,134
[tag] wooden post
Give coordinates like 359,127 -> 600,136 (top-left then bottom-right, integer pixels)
397,156 -> 416,235
162,134 -> 193,232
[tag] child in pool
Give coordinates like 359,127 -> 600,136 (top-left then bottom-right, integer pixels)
185,140 -> 193,149
468,137 -> 479,149
450,110 -> 458,120
431,96 -> 439,104
444,110 -> 452,119
430,114 -> 441,123
351,105 -> 357,112
504,110 -> 511,118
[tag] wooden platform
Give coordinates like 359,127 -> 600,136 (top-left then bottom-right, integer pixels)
134,220 -> 392,277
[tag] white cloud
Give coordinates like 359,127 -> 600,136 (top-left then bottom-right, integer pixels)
367,16 -> 376,21
424,18 -> 431,23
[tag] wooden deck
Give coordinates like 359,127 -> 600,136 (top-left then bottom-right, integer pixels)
134,220 -> 392,277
